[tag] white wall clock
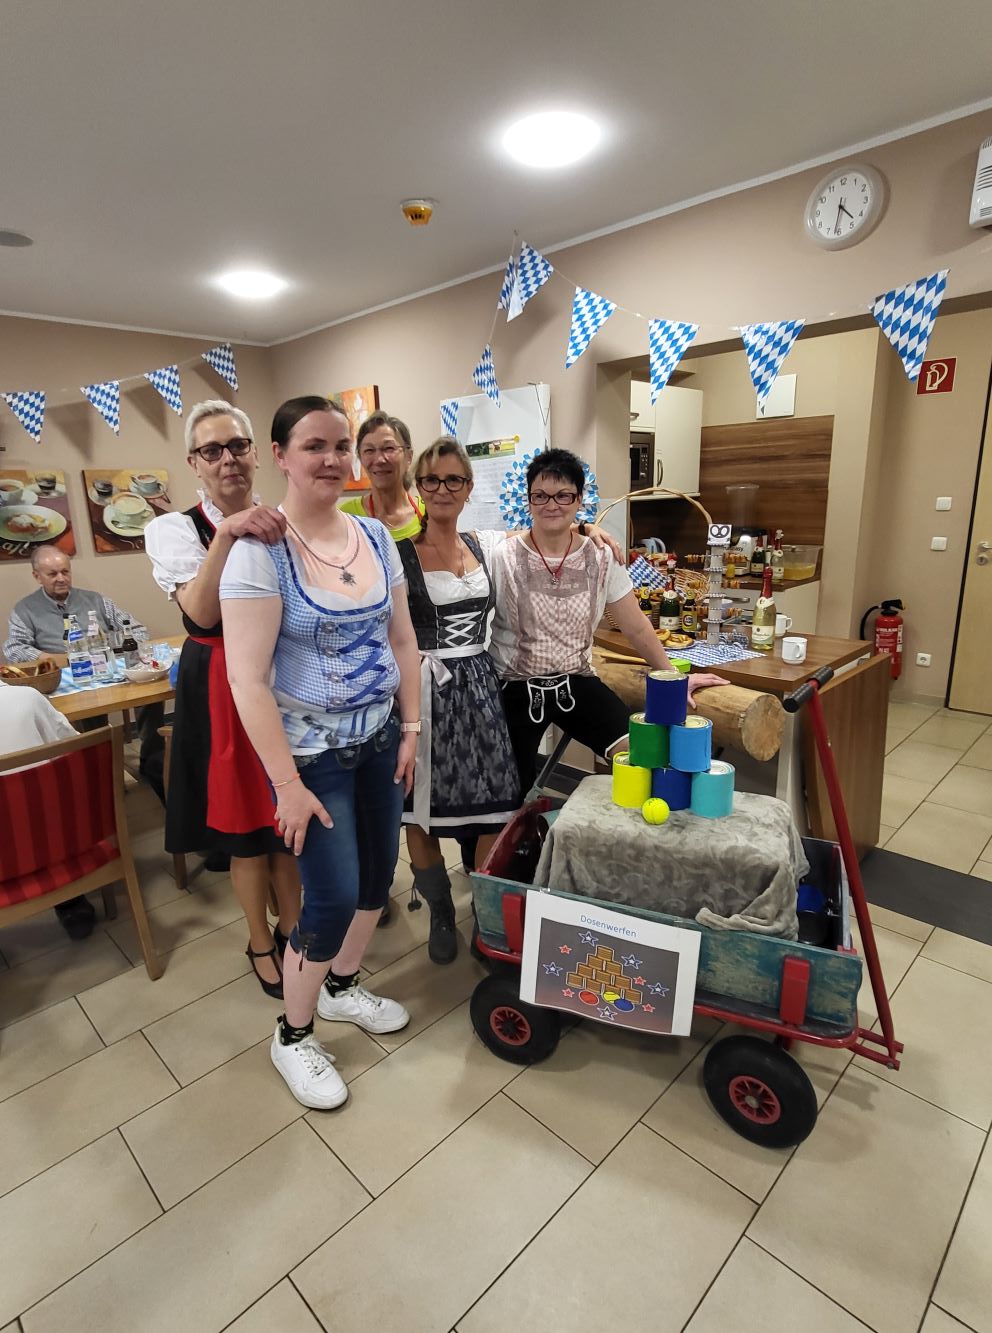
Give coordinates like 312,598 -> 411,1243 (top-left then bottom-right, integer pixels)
804,163 -> 887,249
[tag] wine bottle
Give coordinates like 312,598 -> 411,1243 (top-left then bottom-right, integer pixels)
658,586 -> 681,634
751,566 -> 776,652
770,530 -> 785,585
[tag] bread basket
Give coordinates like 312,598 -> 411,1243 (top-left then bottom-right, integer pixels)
0,659 -> 62,695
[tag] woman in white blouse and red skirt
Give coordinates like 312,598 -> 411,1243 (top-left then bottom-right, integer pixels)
144,400 -> 301,1000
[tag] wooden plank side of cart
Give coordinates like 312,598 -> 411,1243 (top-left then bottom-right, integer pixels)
472,872 -> 862,1033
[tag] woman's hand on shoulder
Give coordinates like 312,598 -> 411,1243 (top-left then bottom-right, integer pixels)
584,524 -> 624,564
275,777 -> 333,854
220,506 -> 286,544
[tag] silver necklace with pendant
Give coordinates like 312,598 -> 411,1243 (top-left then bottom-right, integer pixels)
286,518 -> 360,585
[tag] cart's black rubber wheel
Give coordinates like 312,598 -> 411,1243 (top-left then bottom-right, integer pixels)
469,974 -> 561,1065
703,1035 -> 817,1148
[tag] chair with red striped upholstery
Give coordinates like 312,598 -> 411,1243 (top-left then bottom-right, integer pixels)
0,724 -> 162,980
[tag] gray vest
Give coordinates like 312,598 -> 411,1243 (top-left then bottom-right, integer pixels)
12,587 -> 113,654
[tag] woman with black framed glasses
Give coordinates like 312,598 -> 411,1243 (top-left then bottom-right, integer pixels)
489,448 -> 728,796
145,400 -> 302,1000
396,436 -> 521,963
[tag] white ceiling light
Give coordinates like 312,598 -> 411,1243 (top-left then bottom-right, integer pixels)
213,268 -> 288,300
502,110 -> 601,168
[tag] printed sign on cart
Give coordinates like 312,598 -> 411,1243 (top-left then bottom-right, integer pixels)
916,358 -> 956,395
519,892 -> 700,1036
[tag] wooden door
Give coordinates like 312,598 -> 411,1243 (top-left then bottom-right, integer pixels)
949,376 -> 992,714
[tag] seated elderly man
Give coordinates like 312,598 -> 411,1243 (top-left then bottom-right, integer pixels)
3,544 -> 164,801
0,680 -> 99,939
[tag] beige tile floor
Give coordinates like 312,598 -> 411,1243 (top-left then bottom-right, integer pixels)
1,707 -> 991,1333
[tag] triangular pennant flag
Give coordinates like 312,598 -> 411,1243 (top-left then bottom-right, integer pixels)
145,364 -> 183,416
201,342 -> 239,392
440,399 -> 460,436
80,380 -> 121,435
566,287 -> 617,368
1,390 -> 45,443
739,319 -> 806,402
472,345 -> 500,405
497,253 -> 516,312
870,270 -> 948,383
508,242 -> 553,321
628,555 -> 667,590
647,319 -> 699,403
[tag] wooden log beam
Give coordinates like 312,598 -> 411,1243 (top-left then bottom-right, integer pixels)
593,650 -> 785,761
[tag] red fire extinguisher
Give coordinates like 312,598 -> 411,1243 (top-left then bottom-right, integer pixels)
860,599 -> 905,680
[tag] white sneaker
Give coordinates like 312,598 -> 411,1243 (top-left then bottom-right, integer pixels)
270,1025 -> 348,1110
317,981 -> 410,1034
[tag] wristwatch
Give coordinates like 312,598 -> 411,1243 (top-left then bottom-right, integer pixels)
400,720 -> 422,734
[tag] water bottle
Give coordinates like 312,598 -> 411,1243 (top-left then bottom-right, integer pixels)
86,610 -> 113,681
66,615 -> 94,684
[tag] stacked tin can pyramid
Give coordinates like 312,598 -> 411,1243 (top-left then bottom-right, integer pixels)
611,669 -> 735,819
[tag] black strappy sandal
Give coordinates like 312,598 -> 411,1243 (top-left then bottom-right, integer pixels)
246,944 -> 284,999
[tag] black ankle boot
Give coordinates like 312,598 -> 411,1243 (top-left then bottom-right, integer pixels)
413,864 -> 457,965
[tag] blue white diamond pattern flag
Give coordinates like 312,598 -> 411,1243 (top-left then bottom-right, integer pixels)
628,555 -> 667,590
440,399 -> 459,436
566,288 -> 617,368
647,319 -> 699,403
472,344 -> 500,405
508,242 -> 553,321
145,364 -> 183,416
739,319 -> 805,403
1,390 -> 46,443
870,270 -> 948,383
201,342 -> 239,392
81,380 -> 121,435
497,253 -> 516,312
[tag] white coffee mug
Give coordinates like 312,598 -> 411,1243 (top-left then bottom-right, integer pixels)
0,479 -> 23,505
782,635 -> 808,664
775,613 -> 793,637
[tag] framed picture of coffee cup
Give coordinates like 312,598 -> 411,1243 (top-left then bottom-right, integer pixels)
82,467 -> 172,553
332,384 -> 379,491
0,468 -> 75,562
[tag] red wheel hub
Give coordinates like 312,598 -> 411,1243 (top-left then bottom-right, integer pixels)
490,1005 -> 532,1047
728,1074 -> 782,1125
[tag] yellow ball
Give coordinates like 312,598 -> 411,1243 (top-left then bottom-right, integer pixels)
642,797 -> 670,825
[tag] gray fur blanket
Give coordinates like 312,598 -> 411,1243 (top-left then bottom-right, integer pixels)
534,777 -> 805,939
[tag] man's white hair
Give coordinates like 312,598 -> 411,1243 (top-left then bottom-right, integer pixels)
184,399 -> 254,454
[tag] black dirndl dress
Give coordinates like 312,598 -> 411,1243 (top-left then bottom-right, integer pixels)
398,533 -> 520,838
165,505 -> 284,859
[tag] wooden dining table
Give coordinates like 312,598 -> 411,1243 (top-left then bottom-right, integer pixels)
48,634 -> 186,723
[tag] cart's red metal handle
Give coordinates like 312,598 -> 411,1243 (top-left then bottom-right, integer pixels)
783,674 -> 901,1067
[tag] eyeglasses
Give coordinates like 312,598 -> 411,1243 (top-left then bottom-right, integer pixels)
529,490 -> 579,507
358,444 -> 401,461
191,437 -> 253,463
417,474 -> 470,493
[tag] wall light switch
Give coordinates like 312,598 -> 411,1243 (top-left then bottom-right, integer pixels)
930,536 -> 948,551
936,497 -> 952,511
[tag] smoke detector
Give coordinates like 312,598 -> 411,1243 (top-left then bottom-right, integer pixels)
400,198 -> 436,226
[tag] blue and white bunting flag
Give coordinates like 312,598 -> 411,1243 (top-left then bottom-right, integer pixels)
1,390 -> 45,443
647,319 -> 699,403
472,344 -> 500,404
145,364 -> 183,416
508,242 -> 553,321
566,288 -> 616,368
81,380 -> 121,435
739,319 -> 805,402
497,253 -> 516,313
628,555 -> 667,590
201,342 -> 239,392
870,270 -> 948,383
440,399 -> 459,436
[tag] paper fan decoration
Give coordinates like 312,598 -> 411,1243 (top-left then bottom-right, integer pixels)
498,450 -> 600,529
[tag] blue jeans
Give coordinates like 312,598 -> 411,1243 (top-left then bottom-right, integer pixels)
289,714 -> 402,964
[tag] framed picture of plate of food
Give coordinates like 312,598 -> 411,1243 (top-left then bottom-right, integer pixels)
82,467 -> 172,553
0,468 -> 75,562
333,384 -> 380,491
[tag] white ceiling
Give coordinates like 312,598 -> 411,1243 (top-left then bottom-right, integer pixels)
1,0 -> 991,344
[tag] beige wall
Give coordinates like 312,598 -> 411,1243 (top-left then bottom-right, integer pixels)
0,318 -> 276,642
